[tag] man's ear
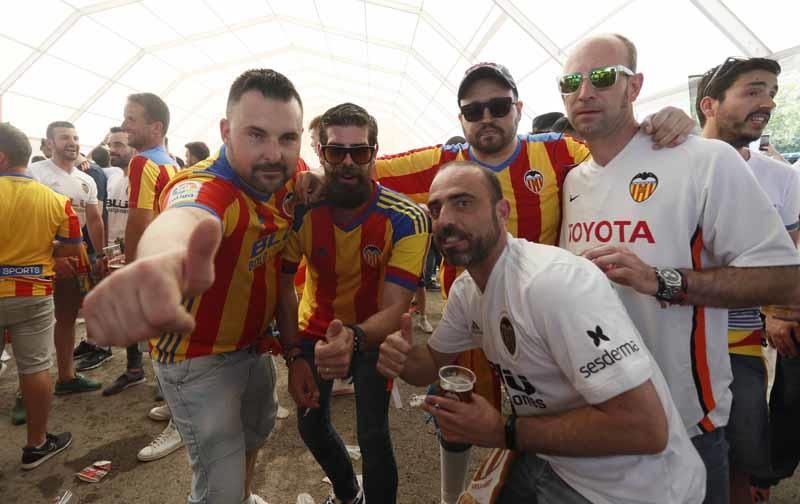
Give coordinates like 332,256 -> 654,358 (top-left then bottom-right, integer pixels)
496,199 -> 511,224
219,118 -> 230,145
699,96 -> 717,122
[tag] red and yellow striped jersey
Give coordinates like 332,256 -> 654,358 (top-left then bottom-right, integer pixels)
127,146 -> 181,211
0,174 -> 82,298
149,147 -> 298,363
376,134 -> 589,294
282,182 -> 430,340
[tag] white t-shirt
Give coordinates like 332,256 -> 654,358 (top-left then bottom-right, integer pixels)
429,237 -> 706,504
105,171 -> 129,245
728,150 -> 800,332
28,159 -> 98,228
560,132 -> 800,436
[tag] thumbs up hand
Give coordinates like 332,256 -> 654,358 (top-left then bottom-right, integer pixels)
377,313 -> 414,379
314,319 -> 354,380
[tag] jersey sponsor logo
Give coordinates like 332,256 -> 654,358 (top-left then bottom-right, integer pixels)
579,340 -> 641,378
566,220 -> 655,244
362,245 -> 382,268
523,170 -> 544,194
500,314 -> 516,356
80,182 -> 90,194
0,265 -> 44,277
167,181 -> 202,207
489,361 -> 547,409
629,172 -> 658,203
105,198 -> 129,209
281,192 -> 295,218
248,230 -> 288,270
587,325 -> 610,347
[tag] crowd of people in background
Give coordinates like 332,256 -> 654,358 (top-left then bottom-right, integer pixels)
1,31 -> 800,504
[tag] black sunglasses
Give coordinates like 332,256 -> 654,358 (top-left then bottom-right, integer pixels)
320,144 -> 376,165
460,97 -> 515,122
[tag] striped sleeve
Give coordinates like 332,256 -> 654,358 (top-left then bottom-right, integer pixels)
375,145 -> 449,204
382,195 -> 430,290
55,198 -> 83,243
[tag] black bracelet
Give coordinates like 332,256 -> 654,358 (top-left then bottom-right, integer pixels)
504,414 -> 518,451
347,324 -> 365,354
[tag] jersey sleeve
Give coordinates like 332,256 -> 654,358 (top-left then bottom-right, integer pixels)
781,168 -> 800,231
384,203 -> 430,290
428,276 -> 480,355
160,177 -> 238,238
699,145 -> 800,267
127,156 -> 159,210
84,174 -> 99,205
530,260 -> 653,405
375,146 -> 446,204
55,198 -> 83,243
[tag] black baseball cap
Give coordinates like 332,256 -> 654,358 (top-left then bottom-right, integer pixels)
457,63 -> 518,104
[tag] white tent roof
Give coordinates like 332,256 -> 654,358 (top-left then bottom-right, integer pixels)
2,0 -> 799,160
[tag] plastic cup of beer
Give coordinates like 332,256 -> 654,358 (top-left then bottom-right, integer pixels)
438,365 -> 476,403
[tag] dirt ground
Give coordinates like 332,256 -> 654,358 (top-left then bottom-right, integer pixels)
1,294 -> 799,503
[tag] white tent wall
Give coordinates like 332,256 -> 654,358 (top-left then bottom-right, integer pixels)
1,0 -> 799,162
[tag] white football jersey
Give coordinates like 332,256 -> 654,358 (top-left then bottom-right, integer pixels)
561,132 -> 800,436
29,159 -> 98,228
430,237 -> 705,504
105,171 -> 129,245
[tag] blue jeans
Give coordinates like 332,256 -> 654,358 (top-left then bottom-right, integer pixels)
496,452 -> 591,503
154,348 -> 277,504
692,428 -> 730,504
726,355 -> 771,479
298,345 -> 397,504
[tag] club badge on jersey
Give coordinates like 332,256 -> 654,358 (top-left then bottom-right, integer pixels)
523,170 -> 544,194
629,172 -> 659,203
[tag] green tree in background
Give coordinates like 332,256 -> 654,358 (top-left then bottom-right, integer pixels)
769,80 -> 800,154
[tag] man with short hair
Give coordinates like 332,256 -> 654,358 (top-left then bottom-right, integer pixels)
378,160 -> 706,503
29,122 -> 103,395
282,102 -> 429,504
697,56 -> 800,503
104,127 -> 135,248
1,122 -> 81,469
184,141 -> 210,167
85,69 -> 305,504
559,34 -> 800,503
102,93 -> 183,459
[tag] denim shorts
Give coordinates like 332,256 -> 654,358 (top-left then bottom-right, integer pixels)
726,354 -> 771,479
692,428 -> 730,504
154,348 -> 277,504
496,451 -> 591,504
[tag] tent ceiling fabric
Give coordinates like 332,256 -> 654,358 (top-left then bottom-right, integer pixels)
2,0 -> 799,159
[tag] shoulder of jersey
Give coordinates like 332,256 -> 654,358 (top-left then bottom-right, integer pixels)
376,186 -> 430,232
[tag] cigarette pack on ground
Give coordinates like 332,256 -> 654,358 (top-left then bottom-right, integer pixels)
76,460 -> 112,483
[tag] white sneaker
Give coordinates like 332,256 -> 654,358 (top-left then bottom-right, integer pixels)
276,404 -> 290,419
137,420 -> 183,462
148,404 -> 172,421
246,494 -> 270,504
0,361 -> 7,379
1,349 -> 11,362
418,317 -> 434,334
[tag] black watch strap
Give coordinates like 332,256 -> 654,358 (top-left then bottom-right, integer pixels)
348,324 -> 365,354
504,413 -> 518,450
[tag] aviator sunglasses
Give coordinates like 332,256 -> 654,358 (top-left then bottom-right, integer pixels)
320,144 -> 376,165
558,65 -> 635,95
459,97 -> 516,122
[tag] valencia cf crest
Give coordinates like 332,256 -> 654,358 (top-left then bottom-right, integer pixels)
281,191 -> 295,218
499,315 -> 516,356
523,170 -> 544,194
81,182 -> 90,194
629,172 -> 658,203
362,245 -> 382,268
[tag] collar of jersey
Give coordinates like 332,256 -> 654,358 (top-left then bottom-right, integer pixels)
206,146 -> 272,202
139,145 -> 175,165
467,136 -> 523,172
0,173 -> 34,179
317,179 -> 381,231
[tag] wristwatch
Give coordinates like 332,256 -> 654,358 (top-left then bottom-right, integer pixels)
654,267 -> 687,304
